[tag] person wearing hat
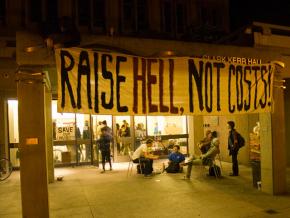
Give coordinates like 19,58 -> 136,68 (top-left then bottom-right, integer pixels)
132,138 -> 159,176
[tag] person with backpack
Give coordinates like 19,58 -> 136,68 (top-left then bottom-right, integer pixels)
227,121 -> 245,176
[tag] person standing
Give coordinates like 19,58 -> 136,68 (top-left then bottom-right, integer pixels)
98,127 -> 113,173
227,121 -> 240,176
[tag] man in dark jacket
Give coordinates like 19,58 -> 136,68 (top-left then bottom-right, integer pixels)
98,127 -> 113,173
227,121 -> 240,176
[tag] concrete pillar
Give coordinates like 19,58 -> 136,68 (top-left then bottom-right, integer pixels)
0,95 -> 8,159
188,116 -> 203,156
45,84 -> 54,183
17,72 -> 49,218
259,86 -> 287,195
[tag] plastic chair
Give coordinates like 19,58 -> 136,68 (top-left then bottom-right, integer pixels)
127,151 -> 143,177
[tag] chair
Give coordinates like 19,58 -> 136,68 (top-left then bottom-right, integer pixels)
195,157 -> 222,179
127,151 -> 143,177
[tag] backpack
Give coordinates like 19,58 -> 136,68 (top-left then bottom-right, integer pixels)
237,132 -> 245,148
209,164 -> 221,177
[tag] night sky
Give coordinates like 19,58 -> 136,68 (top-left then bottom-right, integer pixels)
230,0 -> 290,30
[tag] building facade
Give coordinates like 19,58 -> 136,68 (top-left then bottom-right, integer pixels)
0,0 -> 289,206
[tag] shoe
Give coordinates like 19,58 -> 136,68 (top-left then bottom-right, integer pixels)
110,168 -> 112,171
144,174 -> 153,178
182,175 -> 190,180
229,173 -> 238,176
101,170 -> 105,174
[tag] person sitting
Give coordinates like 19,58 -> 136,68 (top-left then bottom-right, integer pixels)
131,138 -> 159,177
164,145 -> 185,173
184,131 -> 220,179
198,130 -> 212,154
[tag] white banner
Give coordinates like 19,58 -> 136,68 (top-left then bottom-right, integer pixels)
55,48 -> 275,115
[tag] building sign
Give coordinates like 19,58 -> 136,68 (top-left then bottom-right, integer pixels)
55,48 -> 275,115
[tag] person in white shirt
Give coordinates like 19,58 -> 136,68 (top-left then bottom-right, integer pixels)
132,138 -> 159,176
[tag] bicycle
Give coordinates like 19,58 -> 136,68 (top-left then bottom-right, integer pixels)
0,158 -> 13,181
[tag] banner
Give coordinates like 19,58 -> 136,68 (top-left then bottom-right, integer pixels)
55,48 -> 275,115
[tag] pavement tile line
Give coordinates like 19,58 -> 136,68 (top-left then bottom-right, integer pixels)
1,162 -> 290,218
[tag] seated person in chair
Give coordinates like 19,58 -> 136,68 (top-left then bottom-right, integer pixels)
131,138 -> 159,176
184,131 -> 220,179
198,130 -> 213,154
164,145 -> 185,173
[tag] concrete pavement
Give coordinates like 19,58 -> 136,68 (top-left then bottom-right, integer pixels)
1,161 -> 290,218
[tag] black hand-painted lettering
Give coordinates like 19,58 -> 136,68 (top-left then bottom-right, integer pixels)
188,59 -> 204,112
60,50 -> 76,108
236,65 -> 243,111
252,66 -> 259,110
205,62 -> 213,112
159,59 -> 169,112
259,66 -> 267,108
77,50 -> 92,109
94,52 -> 99,113
169,59 -> 178,114
116,56 -> 128,112
101,54 -> 114,109
228,64 -> 235,113
243,66 -> 251,111
267,65 -> 272,106
213,62 -> 224,111
147,59 -> 158,113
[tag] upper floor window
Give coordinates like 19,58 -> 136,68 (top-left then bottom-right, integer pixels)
121,0 -> 149,34
78,0 -> 90,26
161,0 -> 186,36
176,2 -> 185,34
161,0 -> 172,33
30,0 -> 42,22
136,0 -> 148,32
0,0 -> 6,25
93,0 -> 106,31
47,0 -> 58,21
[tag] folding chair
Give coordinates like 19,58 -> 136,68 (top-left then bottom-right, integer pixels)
127,151 -> 143,177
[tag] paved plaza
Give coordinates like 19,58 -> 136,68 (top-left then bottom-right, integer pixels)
1,161 -> 290,218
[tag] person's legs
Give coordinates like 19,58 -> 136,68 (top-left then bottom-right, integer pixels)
101,151 -> 106,172
106,150 -> 112,170
185,157 -> 202,179
139,158 -> 152,175
231,152 -> 239,176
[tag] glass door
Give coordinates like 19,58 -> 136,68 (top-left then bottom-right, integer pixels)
52,100 -> 77,165
91,115 -> 112,165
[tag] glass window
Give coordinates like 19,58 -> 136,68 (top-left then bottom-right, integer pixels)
76,114 -> 91,162
147,116 -> 187,136
93,0 -> 106,30
136,0 -> 148,32
78,0 -> 90,26
92,115 -> 112,140
176,2 -> 185,33
52,101 -> 75,141
52,101 -> 76,164
30,0 -> 42,22
162,0 -> 172,33
8,100 -> 19,143
0,0 -> 6,25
